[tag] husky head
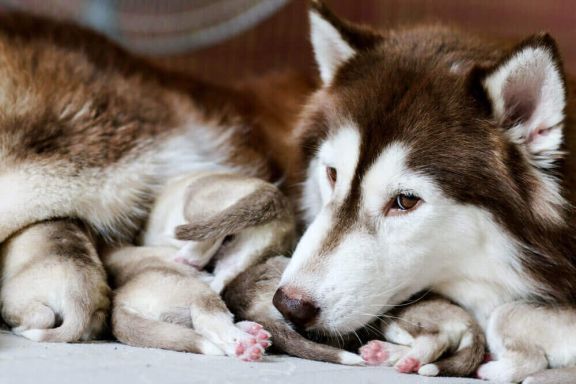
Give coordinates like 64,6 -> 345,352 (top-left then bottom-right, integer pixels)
273,1 -> 574,332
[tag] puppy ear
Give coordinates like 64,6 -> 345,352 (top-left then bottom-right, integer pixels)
175,184 -> 289,242
309,0 -> 381,84
481,33 -> 566,168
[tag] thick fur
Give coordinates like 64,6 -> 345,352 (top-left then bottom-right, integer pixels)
0,12 -> 311,245
276,1 -> 576,380
0,12 -> 309,345
0,220 -> 109,342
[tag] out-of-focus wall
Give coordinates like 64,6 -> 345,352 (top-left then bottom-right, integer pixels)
159,0 -> 576,82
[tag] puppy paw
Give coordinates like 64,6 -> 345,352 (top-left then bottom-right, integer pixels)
234,338 -> 265,362
477,360 -> 523,382
359,340 -> 408,366
395,357 -> 421,373
236,321 -> 272,349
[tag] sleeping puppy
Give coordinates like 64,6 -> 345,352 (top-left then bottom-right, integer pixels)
104,172 -> 294,360
143,172 -> 296,293
0,219 -> 109,342
477,302 -> 576,383
359,294 -> 486,377
224,256 -> 486,374
103,246 -> 271,361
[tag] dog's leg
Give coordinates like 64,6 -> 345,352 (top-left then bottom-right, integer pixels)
477,302 -> 551,382
477,343 -> 547,382
360,295 -> 485,377
1,219 -> 110,342
187,282 -> 271,361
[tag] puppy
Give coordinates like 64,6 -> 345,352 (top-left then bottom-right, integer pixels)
104,246 -> 271,361
105,172 -> 294,360
0,220 -> 109,342
360,294 -> 486,377
143,172 -> 296,293
477,302 -> 576,383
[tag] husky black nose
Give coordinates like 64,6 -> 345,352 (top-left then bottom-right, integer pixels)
273,286 -> 320,328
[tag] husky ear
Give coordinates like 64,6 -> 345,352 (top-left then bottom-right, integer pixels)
309,0 -> 381,84
481,33 -> 566,167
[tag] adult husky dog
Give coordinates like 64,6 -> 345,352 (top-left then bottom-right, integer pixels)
274,1 -> 576,381
0,12 -> 309,245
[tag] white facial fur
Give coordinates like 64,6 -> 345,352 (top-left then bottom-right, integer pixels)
282,126 -> 534,332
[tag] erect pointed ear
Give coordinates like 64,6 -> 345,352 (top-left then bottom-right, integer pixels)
309,0 -> 381,85
481,33 -> 567,168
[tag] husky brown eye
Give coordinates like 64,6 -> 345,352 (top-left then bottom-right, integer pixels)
388,193 -> 421,215
326,166 -> 337,188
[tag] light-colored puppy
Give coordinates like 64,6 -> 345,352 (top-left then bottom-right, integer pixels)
360,294 -> 486,377
477,302 -> 576,383
0,220 -> 110,342
106,172 -> 295,360
104,246 -> 271,361
143,172 -> 296,293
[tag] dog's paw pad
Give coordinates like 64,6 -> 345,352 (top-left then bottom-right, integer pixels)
359,340 -> 391,366
234,339 -> 265,362
236,321 -> 272,349
395,357 -> 421,373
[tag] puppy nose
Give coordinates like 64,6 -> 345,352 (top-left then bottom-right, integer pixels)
273,286 -> 320,328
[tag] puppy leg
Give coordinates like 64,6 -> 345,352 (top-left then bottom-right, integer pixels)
477,343 -> 547,383
5,302 -> 56,334
188,282 -> 271,361
1,220 -> 110,342
478,302 -> 549,382
360,294 -> 485,377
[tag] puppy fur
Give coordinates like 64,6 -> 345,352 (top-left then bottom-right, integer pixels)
361,294 -> 486,377
0,219 -> 109,342
103,246 -> 271,361
142,172 -> 296,294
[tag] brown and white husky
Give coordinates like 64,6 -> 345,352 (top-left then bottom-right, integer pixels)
0,11 -> 308,345
273,1 -> 576,382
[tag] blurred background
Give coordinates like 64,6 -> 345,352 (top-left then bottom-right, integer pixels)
0,0 -> 574,83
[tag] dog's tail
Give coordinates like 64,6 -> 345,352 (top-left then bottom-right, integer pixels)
111,305 -> 224,355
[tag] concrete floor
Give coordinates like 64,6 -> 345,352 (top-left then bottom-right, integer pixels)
0,331 -> 487,384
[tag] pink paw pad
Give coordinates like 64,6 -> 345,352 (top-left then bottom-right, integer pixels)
234,340 -> 264,362
395,357 -> 421,373
359,340 -> 390,366
237,321 -> 272,349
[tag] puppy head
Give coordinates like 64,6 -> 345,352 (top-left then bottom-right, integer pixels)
174,174 -> 293,268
